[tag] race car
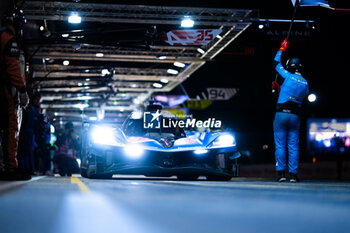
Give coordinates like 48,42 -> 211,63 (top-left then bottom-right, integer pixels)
80,110 -> 240,180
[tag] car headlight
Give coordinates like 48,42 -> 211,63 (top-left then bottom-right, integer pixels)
91,126 -> 119,145
123,144 -> 144,158
208,134 -> 236,148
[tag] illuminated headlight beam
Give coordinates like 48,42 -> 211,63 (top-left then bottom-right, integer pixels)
124,145 -> 144,158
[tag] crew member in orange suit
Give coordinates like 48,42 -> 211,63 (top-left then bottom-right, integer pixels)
0,8 -> 30,180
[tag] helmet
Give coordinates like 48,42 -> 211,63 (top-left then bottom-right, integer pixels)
1,7 -> 26,34
286,57 -> 302,73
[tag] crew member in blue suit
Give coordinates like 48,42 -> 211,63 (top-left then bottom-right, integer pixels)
273,38 -> 309,182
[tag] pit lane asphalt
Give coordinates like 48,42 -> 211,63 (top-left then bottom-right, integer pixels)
1,176 -> 350,233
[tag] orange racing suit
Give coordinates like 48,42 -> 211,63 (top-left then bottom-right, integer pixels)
0,28 -> 26,169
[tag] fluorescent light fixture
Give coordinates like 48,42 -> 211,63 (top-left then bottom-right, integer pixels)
173,62 -> 186,68
197,48 -> 205,55
157,56 -> 167,60
68,13 -> 82,24
124,144 -> 144,158
194,149 -> 208,155
73,103 -> 88,109
61,33 -> 69,38
167,69 -> 179,75
160,78 -> 169,83
96,53 -> 104,57
181,16 -> 194,28
152,83 -> 163,88
308,93 -> 317,102
63,60 -> 70,66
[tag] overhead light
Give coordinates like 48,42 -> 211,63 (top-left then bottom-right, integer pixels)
160,78 -> 169,84
68,13 -> 82,24
258,24 -> 264,29
197,48 -> 205,55
62,33 -> 69,38
181,16 -> 194,28
153,83 -> 163,88
73,103 -> 88,109
96,53 -> 104,57
157,56 -> 167,60
63,60 -> 70,66
167,69 -> 179,75
308,93 -> 317,103
173,62 -> 186,68
39,26 -> 45,31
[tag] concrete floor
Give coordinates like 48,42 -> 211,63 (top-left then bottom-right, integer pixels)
1,176 -> 350,233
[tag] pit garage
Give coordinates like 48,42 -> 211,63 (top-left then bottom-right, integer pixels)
1,1 -> 350,233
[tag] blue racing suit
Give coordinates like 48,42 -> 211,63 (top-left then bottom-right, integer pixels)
273,51 -> 309,174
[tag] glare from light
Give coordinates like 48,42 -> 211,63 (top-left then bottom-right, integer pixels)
62,33 -> 69,38
73,103 -> 88,109
308,93 -> 317,102
174,62 -> 186,68
131,111 -> 143,119
211,134 -> 236,147
91,126 -> 117,145
63,60 -> 70,66
124,144 -> 144,158
50,124 -> 55,133
153,83 -> 163,88
167,69 -> 179,75
39,26 -> 45,31
85,78 -> 90,81
77,83 -> 83,86
216,35 -> 223,39
76,158 -> 81,168
197,48 -> 205,54
157,56 -> 167,60
96,53 -> 104,57
258,24 -> 264,29
84,69 -> 90,73
181,16 -> 194,28
89,116 -> 97,121
68,13 -> 82,24
160,78 -> 169,83
101,69 -> 110,76
194,149 -> 208,155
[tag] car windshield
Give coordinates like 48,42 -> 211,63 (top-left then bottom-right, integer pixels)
123,118 -> 186,139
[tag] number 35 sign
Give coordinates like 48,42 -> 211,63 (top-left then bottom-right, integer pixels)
163,29 -> 222,46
